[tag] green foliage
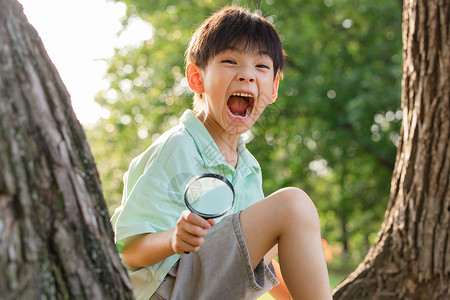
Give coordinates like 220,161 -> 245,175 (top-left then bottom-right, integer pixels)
87,0 -> 402,262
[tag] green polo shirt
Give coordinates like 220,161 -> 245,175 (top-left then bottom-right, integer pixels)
111,110 -> 265,300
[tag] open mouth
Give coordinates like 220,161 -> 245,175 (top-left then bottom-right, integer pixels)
227,92 -> 254,119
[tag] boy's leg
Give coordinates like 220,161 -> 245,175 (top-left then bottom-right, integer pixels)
240,187 -> 332,300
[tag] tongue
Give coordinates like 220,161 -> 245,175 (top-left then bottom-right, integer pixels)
228,96 -> 248,115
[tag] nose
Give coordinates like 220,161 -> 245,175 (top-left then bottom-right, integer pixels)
237,69 -> 255,83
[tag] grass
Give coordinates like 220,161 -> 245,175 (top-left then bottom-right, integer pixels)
259,292 -> 275,299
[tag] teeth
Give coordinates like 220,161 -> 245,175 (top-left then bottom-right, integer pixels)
232,92 -> 253,98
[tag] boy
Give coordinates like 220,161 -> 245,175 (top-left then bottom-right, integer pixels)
111,6 -> 332,300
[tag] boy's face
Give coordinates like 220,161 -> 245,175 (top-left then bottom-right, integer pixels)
190,49 -> 279,138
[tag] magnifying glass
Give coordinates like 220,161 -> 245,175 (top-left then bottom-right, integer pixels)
183,174 -> 235,254
184,173 -> 235,219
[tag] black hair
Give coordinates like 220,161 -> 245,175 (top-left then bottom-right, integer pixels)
186,5 -> 286,77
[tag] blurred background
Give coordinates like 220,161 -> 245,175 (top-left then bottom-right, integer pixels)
20,0 -> 403,292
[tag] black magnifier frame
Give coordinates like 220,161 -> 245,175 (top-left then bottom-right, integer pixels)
183,173 -> 235,219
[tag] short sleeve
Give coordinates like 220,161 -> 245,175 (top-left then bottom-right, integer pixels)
112,129 -> 204,253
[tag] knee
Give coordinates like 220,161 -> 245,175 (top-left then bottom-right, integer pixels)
274,187 -> 321,230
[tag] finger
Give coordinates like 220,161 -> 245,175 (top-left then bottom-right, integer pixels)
178,213 -> 208,237
182,210 -> 211,229
181,233 -> 205,248
173,239 -> 202,254
181,221 -> 209,237
173,229 -> 204,252
207,219 -> 215,227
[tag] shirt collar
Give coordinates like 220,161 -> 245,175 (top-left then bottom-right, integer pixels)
180,110 -> 259,174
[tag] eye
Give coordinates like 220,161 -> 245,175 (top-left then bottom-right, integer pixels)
222,59 -> 236,64
256,64 -> 270,69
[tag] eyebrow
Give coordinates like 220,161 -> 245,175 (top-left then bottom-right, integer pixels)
258,50 -> 271,57
221,46 -> 271,57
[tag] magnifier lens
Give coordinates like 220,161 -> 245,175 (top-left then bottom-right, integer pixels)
184,174 -> 234,219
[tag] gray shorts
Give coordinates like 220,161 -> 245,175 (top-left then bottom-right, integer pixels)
151,212 -> 279,300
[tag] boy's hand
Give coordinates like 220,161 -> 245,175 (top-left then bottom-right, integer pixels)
171,210 -> 215,254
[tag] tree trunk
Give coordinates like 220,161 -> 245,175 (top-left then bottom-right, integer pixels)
0,0 -> 133,299
333,0 -> 449,299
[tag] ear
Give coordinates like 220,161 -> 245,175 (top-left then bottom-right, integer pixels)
186,63 -> 204,94
270,75 -> 280,103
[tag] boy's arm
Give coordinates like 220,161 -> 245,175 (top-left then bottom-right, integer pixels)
268,259 -> 292,299
122,229 -> 175,268
122,210 -> 214,268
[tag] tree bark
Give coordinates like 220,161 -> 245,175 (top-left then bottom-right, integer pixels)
333,0 -> 449,299
0,0 -> 133,299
